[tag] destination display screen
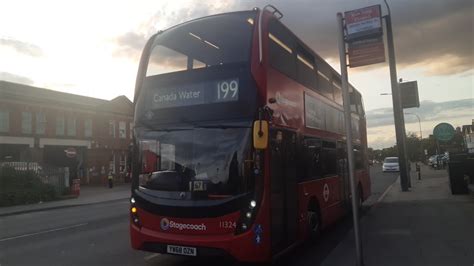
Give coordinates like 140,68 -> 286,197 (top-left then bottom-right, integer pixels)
150,78 -> 239,109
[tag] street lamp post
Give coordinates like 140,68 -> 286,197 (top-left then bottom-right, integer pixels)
404,112 -> 422,140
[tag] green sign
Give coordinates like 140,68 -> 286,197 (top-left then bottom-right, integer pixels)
433,123 -> 455,142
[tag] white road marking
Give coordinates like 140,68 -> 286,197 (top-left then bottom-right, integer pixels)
144,253 -> 160,261
376,175 -> 399,203
0,223 -> 88,242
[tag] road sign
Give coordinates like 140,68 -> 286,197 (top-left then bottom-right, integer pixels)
64,147 -> 77,158
433,123 -> 455,142
348,37 -> 385,68
345,5 -> 383,41
400,81 -> 419,108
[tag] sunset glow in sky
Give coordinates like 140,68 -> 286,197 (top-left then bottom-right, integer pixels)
1,0 -> 473,148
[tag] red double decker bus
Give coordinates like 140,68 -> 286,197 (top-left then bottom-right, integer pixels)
130,6 -> 370,262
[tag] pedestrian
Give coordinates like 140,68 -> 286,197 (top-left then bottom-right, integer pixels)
108,170 -> 114,188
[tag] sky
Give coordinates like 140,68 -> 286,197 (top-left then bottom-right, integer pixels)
1,0 -> 473,149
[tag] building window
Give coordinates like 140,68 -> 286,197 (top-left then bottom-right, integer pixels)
67,117 -> 76,136
109,120 -> 115,138
109,152 -> 116,174
21,112 -> 32,134
56,115 -> 65,136
119,121 -> 126,139
36,112 -> 46,135
84,118 -> 92,137
129,122 -> 134,139
0,110 -> 9,133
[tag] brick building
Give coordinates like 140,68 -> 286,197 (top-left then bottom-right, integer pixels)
0,81 -> 133,184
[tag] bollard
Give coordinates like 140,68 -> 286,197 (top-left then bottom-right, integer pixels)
416,163 -> 421,180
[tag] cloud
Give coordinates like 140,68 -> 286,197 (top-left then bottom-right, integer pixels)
113,0 -> 473,76
112,0 -> 240,60
113,31 -> 148,59
0,38 -> 43,57
393,3 -> 473,75
366,98 -> 473,148
0,72 -> 34,85
366,99 -> 473,128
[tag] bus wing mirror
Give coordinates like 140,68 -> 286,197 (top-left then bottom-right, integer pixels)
253,120 -> 268,150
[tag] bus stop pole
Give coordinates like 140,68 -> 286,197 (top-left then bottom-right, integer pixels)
337,13 -> 364,266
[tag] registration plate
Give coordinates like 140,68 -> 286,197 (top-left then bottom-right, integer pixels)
167,245 -> 197,256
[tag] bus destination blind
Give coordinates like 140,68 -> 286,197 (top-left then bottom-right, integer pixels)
151,78 -> 239,109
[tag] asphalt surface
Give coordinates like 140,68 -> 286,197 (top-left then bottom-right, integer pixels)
0,165 -> 397,266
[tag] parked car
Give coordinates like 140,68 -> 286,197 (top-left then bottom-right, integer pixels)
383,157 -> 399,172
428,154 -> 449,168
428,155 -> 438,167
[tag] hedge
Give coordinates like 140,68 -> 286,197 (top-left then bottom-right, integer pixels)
0,166 -> 58,207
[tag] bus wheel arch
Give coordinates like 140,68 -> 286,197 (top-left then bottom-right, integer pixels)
307,197 -> 321,240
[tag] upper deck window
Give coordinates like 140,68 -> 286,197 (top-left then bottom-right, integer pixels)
146,11 -> 256,77
268,19 -> 296,79
295,43 -> 316,90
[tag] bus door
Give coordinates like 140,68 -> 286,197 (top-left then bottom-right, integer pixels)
269,130 -> 298,254
337,141 -> 350,208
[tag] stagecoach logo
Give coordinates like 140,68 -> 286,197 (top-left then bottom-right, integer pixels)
160,218 -> 170,231
323,184 -> 330,202
160,218 -> 207,231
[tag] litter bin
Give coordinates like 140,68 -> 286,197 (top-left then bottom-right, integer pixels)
448,160 -> 468,195
72,179 -> 81,197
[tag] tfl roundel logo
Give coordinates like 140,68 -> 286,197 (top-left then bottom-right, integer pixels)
160,218 -> 170,231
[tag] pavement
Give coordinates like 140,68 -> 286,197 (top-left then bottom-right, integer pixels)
0,183 -> 131,217
321,164 -> 474,266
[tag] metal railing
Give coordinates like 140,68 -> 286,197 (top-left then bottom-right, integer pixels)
0,162 -> 69,194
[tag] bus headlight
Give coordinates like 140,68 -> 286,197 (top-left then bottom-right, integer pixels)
130,199 -> 141,227
250,200 -> 256,208
236,199 -> 258,235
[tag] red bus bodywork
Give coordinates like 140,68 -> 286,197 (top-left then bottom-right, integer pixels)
131,9 -> 370,263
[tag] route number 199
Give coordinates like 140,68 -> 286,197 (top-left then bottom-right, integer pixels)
216,79 -> 239,101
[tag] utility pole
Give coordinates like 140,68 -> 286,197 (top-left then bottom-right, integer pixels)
383,0 -> 410,191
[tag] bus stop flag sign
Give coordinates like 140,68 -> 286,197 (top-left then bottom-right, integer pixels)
345,5 -> 383,41
345,5 -> 385,68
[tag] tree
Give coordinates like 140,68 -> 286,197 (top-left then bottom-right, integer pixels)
406,132 -> 422,162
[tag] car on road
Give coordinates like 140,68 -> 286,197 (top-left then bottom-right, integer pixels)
383,157 -> 399,172
428,154 -> 449,168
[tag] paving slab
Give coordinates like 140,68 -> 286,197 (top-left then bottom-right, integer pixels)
321,165 -> 474,266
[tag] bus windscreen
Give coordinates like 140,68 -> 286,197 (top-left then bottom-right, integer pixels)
146,11 -> 256,77
137,124 -> 253,199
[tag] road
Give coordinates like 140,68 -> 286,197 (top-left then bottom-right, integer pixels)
0,165 -> 398,266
